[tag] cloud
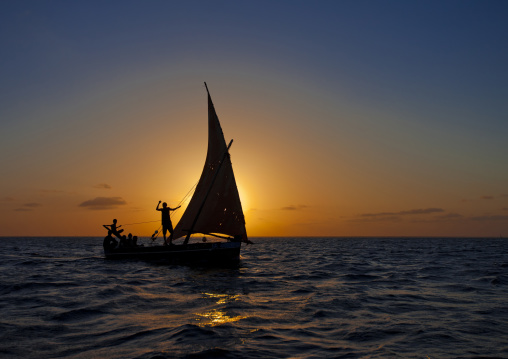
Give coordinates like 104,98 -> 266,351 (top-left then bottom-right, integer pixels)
481,195 -> 494,200
281,205 -> 309,211
39,189 -> 65,194
351,208 -> 445,223
435,213 -> 464,219
360,208 -> 444,218
400,208 -> 445,215
94,183 -> 112,189
13,202 -> 42,212
471,215 -> 508,222
412,213 -> 465,223
24,203 -> 42,208
1,196 -> 15,201
358,212 -> 399,218
349,215 -> 400,223
79,197 -> 127,210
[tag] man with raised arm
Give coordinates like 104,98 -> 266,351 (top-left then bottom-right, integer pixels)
156,201 -> 181,245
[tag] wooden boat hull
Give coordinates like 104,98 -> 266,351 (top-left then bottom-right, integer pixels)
103,241 -> 241,265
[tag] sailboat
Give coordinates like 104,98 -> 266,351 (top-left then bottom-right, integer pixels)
103,83 -> 250,264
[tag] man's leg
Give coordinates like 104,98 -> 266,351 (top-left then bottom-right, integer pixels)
162,227 -> 168,245
168,223 -> 174,245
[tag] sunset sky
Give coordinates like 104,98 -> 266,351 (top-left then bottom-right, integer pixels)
1,1 -> 507,237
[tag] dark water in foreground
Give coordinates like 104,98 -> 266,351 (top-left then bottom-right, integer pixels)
1,237 -> 507,359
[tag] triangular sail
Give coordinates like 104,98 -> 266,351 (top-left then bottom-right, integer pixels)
173,84 -> 247,242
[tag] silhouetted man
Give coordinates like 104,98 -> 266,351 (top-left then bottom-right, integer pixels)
103,218 -> 123,239
156,201 -> 181,245
103,230 -> 118,250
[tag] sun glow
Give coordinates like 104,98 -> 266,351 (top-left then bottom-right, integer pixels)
237,183 -> 250,213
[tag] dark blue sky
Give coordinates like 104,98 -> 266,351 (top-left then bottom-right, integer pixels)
2,1 -> 507,116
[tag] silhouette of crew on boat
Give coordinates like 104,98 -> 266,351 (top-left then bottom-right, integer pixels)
103,219 -> 141,249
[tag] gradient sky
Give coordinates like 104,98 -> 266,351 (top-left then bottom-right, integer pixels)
1,0 -> 507,237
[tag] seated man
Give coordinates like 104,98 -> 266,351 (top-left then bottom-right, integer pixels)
119,235 -> 129,248
103,219 -> 124,239
103,230 -> 118,250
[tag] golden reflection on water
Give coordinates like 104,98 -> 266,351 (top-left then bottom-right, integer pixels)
202,292 -> 240,304
195,309 -> 247,327
194,292 -> 246,327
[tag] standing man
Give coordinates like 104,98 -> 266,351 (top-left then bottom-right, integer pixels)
156,201 -> 181,245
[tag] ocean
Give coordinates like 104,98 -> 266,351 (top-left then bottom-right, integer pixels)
0,237 -> 507,359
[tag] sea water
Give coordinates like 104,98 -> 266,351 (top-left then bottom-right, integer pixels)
0,237 -> 507,358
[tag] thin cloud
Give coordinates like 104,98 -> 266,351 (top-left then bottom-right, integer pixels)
349,215 -> 401,223
79,197 -> 127,210
481,195 -> 494,200
13,202 -> 42,212
352,208 -> 445,223
360,212 -> 398,218
39,189 -> 65,194
471,215 -> 508,222
24,203 -> 42,208
413,213 -> 465,223
1,196 -> 15,201
360,208 -> 444,218
281,205 -> 309,211
435,213 -> 464,219
400,208 -> 445,215
94,183 -> 112,189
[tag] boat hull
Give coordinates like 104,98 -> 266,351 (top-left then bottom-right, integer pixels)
103,241 -> 241,265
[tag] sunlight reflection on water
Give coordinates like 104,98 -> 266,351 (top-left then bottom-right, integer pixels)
195,309 -> 247,327
194,292 -> 246,327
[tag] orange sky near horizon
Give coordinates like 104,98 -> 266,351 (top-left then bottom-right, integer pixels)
1,2 -> 507,238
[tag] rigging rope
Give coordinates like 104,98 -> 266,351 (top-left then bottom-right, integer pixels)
122,220 -> 160,226
173,180 -> 198,216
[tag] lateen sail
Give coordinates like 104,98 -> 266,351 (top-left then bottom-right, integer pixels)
173,84 -> 248,242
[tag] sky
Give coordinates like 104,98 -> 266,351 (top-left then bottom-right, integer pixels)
1,0 -> 507,237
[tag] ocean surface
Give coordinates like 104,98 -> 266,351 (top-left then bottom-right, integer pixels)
1,237 -> 507,359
